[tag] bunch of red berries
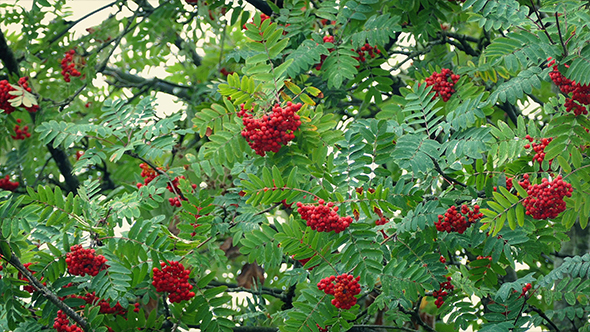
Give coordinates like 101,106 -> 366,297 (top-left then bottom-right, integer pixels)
66,245 -> 109,277
317,273 -> 361,309
0,77 -> 39,114
237,102 -> 302,156
435,205 -> 482,234
60,50 -> 83,82
424,68 -> 460,102
136,163 -> 159,188
519,283 -> 532,299
166,175 -> 197,207
11,119 -> 31,140
315,35 -> 336,70
352,43 -> 380,63
152,261 -> 195,303
0,175 -> 19,191
296,199 -> 353,233
524,135 -> 553,165
519,174 -> 573,220
53,310 -> 84,332
317,325 -> 329,332
433,276 -> 454,308
74,292 -> 127,315
547,58 -> 590,116
18,262 -> 46,293
439,255 -> 446,264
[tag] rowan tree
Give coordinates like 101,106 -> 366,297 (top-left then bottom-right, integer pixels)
1,0 -> 590,331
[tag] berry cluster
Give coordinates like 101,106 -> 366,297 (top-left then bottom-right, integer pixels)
433,276 -> 454,308
166,175 -> 197,207
0,77 -> 39,114
315,35 -> 336,70
0,175 -> 19,191
435,205 -> 483,234
60,50 -> 83,82
11,119 -> 31,140
237,102 -> 302,156
66,245 -> 108,277
73,292 -> 127,315
317,274 -> 361,309
424,68 -> 460,102
519,283 -> 532,299
439,255 -> 446,264
352,43 -> 380,63
519,174 -> 573,220
136,163 -> 159,188
152,261 -> 195,303
524,135 -> 553,165
548,58 -> 590,116
296,199 -> 353,233
18,262 -> 46,293
54,310 -> 83,332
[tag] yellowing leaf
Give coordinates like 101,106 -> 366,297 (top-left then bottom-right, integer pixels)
284,80 -> 301,95
307,86 -> 322,97
300,93 -> 315,106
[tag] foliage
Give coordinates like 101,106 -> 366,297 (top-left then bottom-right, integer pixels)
1,0 -> 590,331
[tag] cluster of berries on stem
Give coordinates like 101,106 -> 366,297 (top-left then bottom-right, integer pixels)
152,261 -> 195,303
296,199 -> 353,233
435,205 -> 483,234
352,43 -> 380,63
519,283 -> 532,299
0,77 -> 39,114
524,135 -> 553,165
547,58 -> 590,116
315,35 -> 336,70
433,276 -> 454,308
73,292 -> 128,315
424,68 -> 460,102
518,174 -> 573,220
0,175 -> 19,191
53,310 -> 83,332
237,102 -> 302,156
11,119 -> 31,140
317,273 -> 361,309
60,50 -> 83,82
136,163 -> 196,207
66,245 -> 108,277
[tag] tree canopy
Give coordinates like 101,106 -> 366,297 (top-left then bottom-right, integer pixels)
1,0 -> 590,331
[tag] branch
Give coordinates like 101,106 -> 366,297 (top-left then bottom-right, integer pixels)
4,252 -> 89,331
431,157 -> 467,188
101,66 -> 192,100
43,0 -> 121,47
441,32 -> 480,56
529,306 -> 559,331
1,28 -> 80,194
207,280 -> 288,301
497,102 -> 519,127
0,29 -> 20,75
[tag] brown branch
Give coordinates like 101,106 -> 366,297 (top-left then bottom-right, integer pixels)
0,29 -> 20,75
4,252 -> 89,331
101,67 -> 192,100
431,157 -> 467,188
555,13 -> 568,57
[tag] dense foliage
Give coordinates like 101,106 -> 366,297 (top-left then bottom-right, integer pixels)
1,0 -> 590,331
